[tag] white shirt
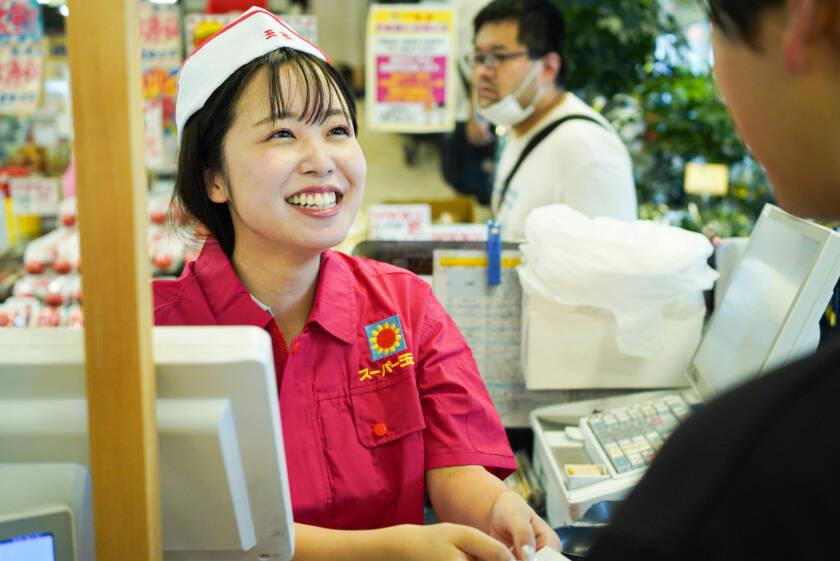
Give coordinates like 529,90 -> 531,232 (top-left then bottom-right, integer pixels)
492,93 -> 637,241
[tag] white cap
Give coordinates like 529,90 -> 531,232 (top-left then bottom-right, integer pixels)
176,6 -> 330,138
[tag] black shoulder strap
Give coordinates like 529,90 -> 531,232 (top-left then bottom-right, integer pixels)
496,114 -> 606,216
457,63 -> 472,97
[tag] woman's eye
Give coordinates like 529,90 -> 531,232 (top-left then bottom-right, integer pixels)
268,129 -> 294,140
330,125 -> 350,136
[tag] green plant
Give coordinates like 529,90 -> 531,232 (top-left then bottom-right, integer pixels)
556,0 -> 774,238
559,0 -> 680,101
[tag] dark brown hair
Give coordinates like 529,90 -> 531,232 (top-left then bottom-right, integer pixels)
474,0 -> 568,87
702,0 -> 784,45
172,48 -> 358,258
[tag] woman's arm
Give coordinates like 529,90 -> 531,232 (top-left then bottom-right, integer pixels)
427,466 -> 562,561
292,521 -> 516,561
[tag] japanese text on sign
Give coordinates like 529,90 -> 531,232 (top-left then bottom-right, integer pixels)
0,39 -> 42,114
0,0 -> 41,44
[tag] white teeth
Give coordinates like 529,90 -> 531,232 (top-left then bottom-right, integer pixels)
286,192 -> 340,210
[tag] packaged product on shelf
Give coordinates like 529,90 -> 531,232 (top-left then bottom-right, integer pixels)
67,304 -> 84,328
23,227 -> 78,274
13,275 -> 53,301
60,197 -> 77,227
149,225 -> 186,274
53,229 -> 80,274
23,231 -> 58,274
0,297 -> 41,328
44,275 -> 81,307
33,305 -> 67,327
148,195 -> 169,226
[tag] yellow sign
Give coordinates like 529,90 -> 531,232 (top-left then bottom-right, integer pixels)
684,163 -> 729,196
437,256 -> 521,269
366,4 -> 457,133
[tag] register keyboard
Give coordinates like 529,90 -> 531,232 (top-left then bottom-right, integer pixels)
580,393 -> 701,477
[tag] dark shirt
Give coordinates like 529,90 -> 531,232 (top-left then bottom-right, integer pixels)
588,338 -> 840,560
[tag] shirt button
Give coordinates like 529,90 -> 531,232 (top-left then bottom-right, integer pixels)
291,341 -> 301,354
373,423 -> 388,437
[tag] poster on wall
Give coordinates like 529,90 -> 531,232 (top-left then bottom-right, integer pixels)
0,39 -> 43,114
139,1 -> 182,71
139,1 -> 182,171
184,13 -> 318,51
365,5 -> 456,133
0,0 -> 41,44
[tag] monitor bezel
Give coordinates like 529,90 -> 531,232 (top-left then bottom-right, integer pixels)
0,507 -> 75,561
687,204 -> 837,400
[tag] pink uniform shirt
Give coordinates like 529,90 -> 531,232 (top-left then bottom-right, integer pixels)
153,239 -> 516,529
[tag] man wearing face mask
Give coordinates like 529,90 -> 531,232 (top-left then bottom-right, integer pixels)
473,0 -> 637,241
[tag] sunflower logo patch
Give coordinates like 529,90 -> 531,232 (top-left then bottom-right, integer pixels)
365,314 -> 407,361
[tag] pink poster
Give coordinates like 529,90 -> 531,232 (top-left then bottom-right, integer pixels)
375,55 -> 447,106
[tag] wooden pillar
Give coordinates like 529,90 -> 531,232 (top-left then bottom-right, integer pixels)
66,1 -> 162,560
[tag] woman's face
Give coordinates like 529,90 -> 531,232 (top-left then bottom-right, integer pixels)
209,65 -> 366,255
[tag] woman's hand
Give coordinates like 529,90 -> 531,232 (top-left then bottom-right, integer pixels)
487,491 -> 562,561
386,522 -> 517,561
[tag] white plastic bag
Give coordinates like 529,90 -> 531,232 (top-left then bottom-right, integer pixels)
518,205 -> 719,357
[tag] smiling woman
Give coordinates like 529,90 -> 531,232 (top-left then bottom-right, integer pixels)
175,47 -> 361,259
152,6 -> 560,561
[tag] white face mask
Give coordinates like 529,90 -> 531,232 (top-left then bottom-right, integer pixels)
477,62 -> 546,126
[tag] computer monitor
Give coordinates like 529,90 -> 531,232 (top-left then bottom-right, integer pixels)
0,464 -> 93,561
0,326 -> 294,561
689,204 -> 840,398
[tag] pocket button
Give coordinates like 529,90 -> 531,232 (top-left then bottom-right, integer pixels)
373,423 -> 388,437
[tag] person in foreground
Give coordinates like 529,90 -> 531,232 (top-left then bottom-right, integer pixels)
587,0 -> 840,559
153,7 -> 560,561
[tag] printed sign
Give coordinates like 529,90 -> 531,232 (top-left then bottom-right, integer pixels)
0,0 -> 41,44
367,204 -> 431,241
10,176 -> 60,216
0,39 -> 42,114
144,100 -> 165,170
139,1 -> 182,71
366,5 -> 456,132
184,12 -> 318,50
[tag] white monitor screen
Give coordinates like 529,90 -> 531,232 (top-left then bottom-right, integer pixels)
692,216 -> 820,395
0,532 -> 55,561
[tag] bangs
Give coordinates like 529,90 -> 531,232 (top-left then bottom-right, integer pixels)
261,48 -> 357,133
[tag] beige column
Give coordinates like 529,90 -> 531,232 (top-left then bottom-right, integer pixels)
66,1 -> 161,559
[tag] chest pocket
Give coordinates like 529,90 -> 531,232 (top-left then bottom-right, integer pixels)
351,374 -> 426,448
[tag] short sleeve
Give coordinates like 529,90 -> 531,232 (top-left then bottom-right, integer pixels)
415,293 -> 516,479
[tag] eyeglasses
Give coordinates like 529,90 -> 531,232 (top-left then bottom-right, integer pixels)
466,50 -> 530,70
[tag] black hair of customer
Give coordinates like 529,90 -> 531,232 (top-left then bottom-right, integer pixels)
172,48 -> 358,259
701,0 -> 784,45
474,0 -> 568,87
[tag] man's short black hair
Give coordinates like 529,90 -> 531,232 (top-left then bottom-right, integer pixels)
474,0 -> 567,87
702,0 -> 784,44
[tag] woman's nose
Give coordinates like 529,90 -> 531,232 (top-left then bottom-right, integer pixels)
299,139 -> 335,177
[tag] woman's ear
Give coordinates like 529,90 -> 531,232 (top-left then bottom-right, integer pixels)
205,169 -> 230,204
